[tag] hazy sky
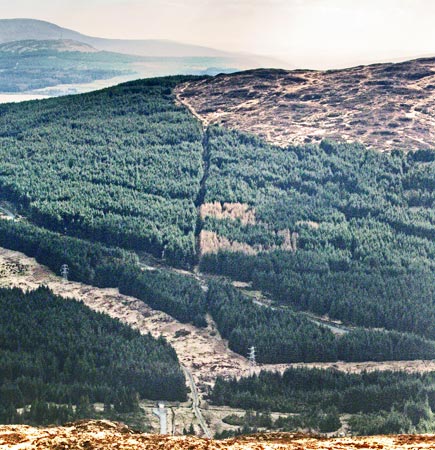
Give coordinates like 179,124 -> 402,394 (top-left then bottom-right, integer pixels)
3,0 -> 435,68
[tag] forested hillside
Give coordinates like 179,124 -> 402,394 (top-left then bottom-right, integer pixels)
1,72 -> 435,368
1,211 -> 432,364
0,287 -> 187,425
201,126 -> 435,340
211,368 -> 435,435
0,76 -> 203,267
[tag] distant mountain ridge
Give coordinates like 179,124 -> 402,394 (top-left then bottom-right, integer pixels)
0,18 -> 271,62
0,18 -> 284,96
0,39 -> 99,54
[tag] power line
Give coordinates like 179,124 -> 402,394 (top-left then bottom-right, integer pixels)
60,226 -> 69,281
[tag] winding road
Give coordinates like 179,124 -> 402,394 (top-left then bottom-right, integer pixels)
182,365 -> 211,439
0,204 -> 15,220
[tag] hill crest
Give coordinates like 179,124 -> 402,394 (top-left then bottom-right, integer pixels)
0,38 -> 99,54
176,57 -> 435,151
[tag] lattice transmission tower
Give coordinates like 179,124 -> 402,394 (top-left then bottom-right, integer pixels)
248,346 -> 256,366
60,264 -> 69,281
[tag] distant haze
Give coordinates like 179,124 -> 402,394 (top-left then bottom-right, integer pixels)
2,0 -> 435,69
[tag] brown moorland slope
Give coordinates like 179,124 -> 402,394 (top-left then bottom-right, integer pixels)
175,58 -> 435,151
1,421 -> 435,449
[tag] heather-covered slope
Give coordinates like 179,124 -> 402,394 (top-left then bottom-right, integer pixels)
176,58 -> 435,151
1,421 -> 435,449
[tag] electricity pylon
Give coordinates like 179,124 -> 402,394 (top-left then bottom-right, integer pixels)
248,346 -> 256,366
60,264 -> 69,281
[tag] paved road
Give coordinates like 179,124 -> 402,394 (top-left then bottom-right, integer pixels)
182,365 -> 211,439
303,313 -> 351,335
0,204 -> 15,220
253,297 -> 350,335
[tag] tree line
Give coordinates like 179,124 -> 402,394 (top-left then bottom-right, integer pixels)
0,218 -> 207,327
206,281 -> 435,363
0,287 -> 187,425
211,367 -> 435,435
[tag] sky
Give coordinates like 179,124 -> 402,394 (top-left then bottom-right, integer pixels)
3,0 -> 435,69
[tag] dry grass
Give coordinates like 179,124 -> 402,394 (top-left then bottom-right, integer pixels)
200,202 -> 257,225
198,229 -> 298,255
199,230 -> 258,256
2,421 -> 435,449
175,58 -> 435,151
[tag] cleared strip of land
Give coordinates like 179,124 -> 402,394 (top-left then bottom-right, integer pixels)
1,245 -> 435,394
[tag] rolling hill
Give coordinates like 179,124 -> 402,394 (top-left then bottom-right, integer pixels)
0,38 -> 139,92
2,60 -> 435,433
0,19 -> 284,95
175,58 -> 435,151
0,18 -> 235,57
0,38 -> 99,54
0,38 -> 240,95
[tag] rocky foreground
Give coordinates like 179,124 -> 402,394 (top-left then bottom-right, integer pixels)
2,420 -> 435,449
